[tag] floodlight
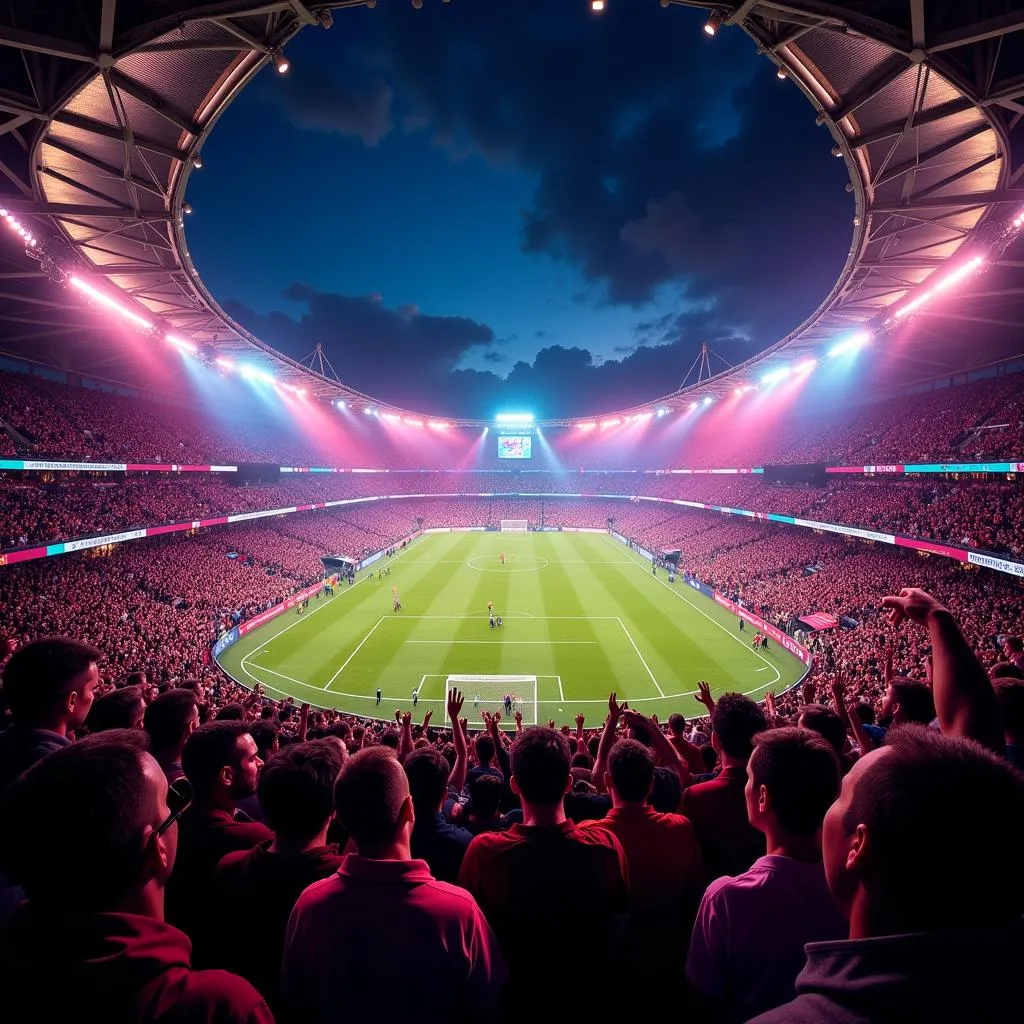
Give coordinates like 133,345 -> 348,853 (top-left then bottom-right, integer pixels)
272,49 -> 290,74
591,0 -> 605,10
704,11 -> 723,36
761,366 -> 791,385
494,412 -> 534,424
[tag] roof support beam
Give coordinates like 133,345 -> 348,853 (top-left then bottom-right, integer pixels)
52,112 -> 189,163
107,69 -> 202,138
0,25 -> 94,62
873,188 -> 1024,212
830,55 -> 908,124
99,0 -> 117,53
849,98 -> 975,148
41,136 -> 166,200
928,11 -> 1024,54
910,0 -> 926,49
872,123 -> 992,188
0,198 -> 172,221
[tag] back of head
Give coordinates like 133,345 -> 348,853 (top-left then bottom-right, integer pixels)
510,727 -> 570,806
403,746 -> 450,811
891,679 -> 935,725
607,738 -> 655,802
214,703 -> 245,721
469,773 -> 503,817
842,726 -> 1024,930
475,733 -> 495,766
0,730 -> 152,911
798,704 -> 849,757
711,693 -> 768,760
258,741 -> 343,841
1,636 -> 101,727
668,713 -> 686,737
144,688 -> 198,751
249,719 -> 280,760
750,727 -> 841,835
334,747 -> 408,848
87,686 -> 144,733
181,720 -> 251,794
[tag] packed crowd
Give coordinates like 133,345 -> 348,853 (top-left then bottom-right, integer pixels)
4,365 -> 1024,470
4,468 -> 1024,563
0,579 -> 1021,1022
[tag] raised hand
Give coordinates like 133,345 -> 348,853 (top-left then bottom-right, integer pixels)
513,710 -> 523,727
696,681 -> 714,711
765,690 -> 777,717
608,692 -> 629,722
394,708 -> 402,724
401,711 -> 412,728
881,587 -> 946,628
575,713 -> 585,731
548,719 -> 556,730
802,679 -> 817,705
422,709 -> 433,729
446,688 -> 464,723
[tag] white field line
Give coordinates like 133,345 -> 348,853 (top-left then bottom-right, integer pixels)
617,617 -> 665,698
238,533 -> 427,671
607,535 -> 782,690
558,675 -> 565,702
322,616 -> 386,689
404,639 -> 597,645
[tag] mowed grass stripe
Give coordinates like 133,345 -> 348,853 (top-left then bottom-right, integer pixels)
218,532 -> 806,723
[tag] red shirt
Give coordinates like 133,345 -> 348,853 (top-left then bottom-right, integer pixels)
0,907 -> 272,1024
680,766 -> 766,882
209,841 -> 344,1014
458,819 -> 629,1007
166,807 -> 272,951
580,804 -> 705,970
283,855 -> 505,1023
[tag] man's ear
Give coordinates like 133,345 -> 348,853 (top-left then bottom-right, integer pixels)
141,826 -> 171,880
219,764 -> 233,789
758,783 -> 770,815
398,793 -> 414,829
510,776 -> 521,798
846,822 -> 870,873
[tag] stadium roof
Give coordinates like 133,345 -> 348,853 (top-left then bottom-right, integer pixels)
0,1 -> 1023,423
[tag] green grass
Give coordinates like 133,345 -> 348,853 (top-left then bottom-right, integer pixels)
217,532 -> 806,727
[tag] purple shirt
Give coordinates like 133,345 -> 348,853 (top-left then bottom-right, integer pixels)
686,854 -> 847,1023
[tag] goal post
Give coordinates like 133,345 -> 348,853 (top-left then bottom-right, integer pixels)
500,519 -> 529,532
445,674 -> 538,727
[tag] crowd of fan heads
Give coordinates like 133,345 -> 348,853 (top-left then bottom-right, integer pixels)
0,364 -> 1023,1019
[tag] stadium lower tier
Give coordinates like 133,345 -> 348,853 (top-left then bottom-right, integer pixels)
2,498 -> 1019,726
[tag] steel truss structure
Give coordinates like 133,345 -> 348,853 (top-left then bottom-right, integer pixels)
0,1 -> 1022,424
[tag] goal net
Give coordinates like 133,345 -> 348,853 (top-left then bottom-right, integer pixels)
446,675 -> 538,727
500,519 -> 529,532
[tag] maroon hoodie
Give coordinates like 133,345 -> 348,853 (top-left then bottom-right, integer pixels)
0,906 -> 274,1024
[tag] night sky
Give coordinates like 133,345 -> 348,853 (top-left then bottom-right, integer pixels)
187,0 -> 853,418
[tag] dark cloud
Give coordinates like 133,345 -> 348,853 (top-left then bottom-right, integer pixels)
230,1 -> 852,412
260,64 -> 393,146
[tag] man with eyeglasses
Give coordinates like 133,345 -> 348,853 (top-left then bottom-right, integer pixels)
0,729 -> 273,1023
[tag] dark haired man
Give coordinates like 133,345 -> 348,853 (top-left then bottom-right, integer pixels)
0,636 -> 101,791
283,747 -> 505,1022
405,745 -> 472,882
459,726 -> 628,1010
680,692 -> 767,879
687,728 -> 845,1022
145,688 -> 200,784
0,730 -> 272,1024
750,727 -> 1024,1022
209,741 -> 345,1015
87,684 -> 145,732
166,721 -> 270,947
581,736 -> 704,977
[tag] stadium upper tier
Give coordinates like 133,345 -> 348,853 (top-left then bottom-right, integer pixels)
0,3 -> 1023,420
2,365 -> 1023,469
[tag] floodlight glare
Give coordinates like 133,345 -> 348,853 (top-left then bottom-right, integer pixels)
704,11 -> 723,35
494,412 -> 534,424
703,395 -> 713,406
272,49 -> 290,74
591,0 -> 605,10
761,366 -> 791,385
828,330 -> 872,359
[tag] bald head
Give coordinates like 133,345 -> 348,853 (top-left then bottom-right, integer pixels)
334,746 -> 411,851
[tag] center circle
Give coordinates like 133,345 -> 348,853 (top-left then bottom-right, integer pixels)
466,555 -> 549,573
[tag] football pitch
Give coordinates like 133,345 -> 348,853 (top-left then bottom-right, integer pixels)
217,532 -> 806,727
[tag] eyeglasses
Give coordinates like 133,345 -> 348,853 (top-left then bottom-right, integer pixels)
155,777 -> 193,837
